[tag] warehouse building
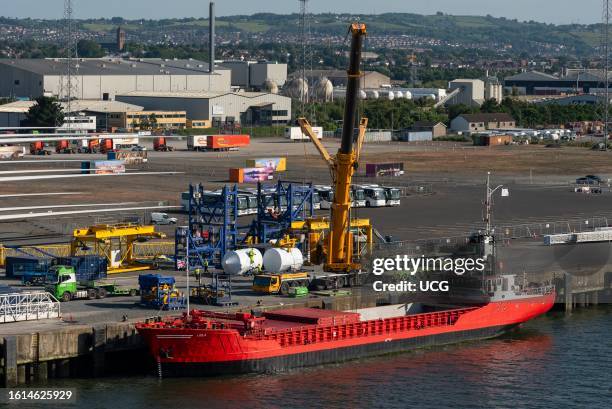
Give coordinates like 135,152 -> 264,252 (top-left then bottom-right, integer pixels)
116,91 -> 291,125
0,58 -> 231,100
450,113 -> 516,133
504,70 -> 610,95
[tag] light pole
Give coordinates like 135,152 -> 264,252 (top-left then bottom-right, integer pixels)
484,171 -> 508,237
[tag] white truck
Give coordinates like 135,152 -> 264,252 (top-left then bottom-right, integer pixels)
285,126 -> 323,141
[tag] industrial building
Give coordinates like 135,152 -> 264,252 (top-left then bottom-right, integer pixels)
504,70 -> 610,95
450,113 -> 516,133
0,99 -> 144,129
0,58 -> 231,100
410,121 -> 447,138
116,91 -> 291,125
447,78 -> 503,107
220,60 -> 287,90
300,70 -> 391,89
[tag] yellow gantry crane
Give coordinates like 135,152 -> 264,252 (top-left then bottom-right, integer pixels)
298,22 -> 370,274
71,224 -> 165,274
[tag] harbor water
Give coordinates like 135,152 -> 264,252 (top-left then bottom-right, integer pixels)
14,307 -> 612,409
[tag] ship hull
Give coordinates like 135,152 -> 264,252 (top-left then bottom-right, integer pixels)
156,324 -> 515,377
138,292 -> 555,377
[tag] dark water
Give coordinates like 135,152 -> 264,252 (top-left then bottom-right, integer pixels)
16,307 -> 612,409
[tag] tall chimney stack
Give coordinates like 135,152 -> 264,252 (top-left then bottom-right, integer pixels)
209,2 -> 215,74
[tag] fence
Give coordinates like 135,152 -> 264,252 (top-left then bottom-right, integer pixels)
0,292 -> 61,323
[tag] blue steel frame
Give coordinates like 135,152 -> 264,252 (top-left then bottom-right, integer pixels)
254,180 -> 314,244
177,183 -> 239,270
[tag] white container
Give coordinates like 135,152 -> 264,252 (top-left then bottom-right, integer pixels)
263,247 -> 304,272
222,248 -> 263,275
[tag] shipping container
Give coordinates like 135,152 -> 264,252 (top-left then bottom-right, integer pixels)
0,146 -> 26,160
112,150 -> 148,164
366,163 -> 405,177
55,256 -> 108,282
5,257 -> 53,278
188,135 -> 250,151
396,130 -> 433,142
83,160 -> 125,174
285,126 -> 323,140
230,167 -> 274,183
207,135 -> 250,150
246,157 -> 287,171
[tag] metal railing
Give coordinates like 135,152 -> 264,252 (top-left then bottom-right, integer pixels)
0,291 -> 61,323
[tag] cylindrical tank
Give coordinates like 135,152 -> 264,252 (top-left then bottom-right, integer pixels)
387,91 -> 395,100
222,248 -> 263,275
314,77 -> 334,102
359,90 -> 367,100
263,247 -> 304,272
404,90 -> 413,99
395,91 -> 404,99
284,77 -> 309,100
366,90 -> 379,99
263,78 -> 279,94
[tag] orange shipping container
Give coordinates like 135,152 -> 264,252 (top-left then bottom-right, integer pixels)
208,135 -> 250,149
229,168 -> 244,183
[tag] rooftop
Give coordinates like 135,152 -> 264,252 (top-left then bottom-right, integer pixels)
117,91 -> 281,99
0,58 -> 230,76
458,113 -> 515,123
0,99 -> 144,114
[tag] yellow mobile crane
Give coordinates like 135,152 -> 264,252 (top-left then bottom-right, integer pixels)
298,22 -> 370,287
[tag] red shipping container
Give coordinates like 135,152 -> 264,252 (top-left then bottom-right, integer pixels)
207,135 -> 250,150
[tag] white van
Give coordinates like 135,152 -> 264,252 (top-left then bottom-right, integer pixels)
151,212 -> 177,225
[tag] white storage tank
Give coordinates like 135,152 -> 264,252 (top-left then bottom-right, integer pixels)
359,90 -> 367,100
263,247 -> 304,272
404,90 -> 413,99
366,90 -> 379,99
222,248 -> 263,275
395,91 -> 404,98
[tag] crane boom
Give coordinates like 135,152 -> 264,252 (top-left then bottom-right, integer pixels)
298,22 -> 367,273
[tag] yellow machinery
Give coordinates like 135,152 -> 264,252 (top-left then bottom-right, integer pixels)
70,224 -> 165,274
252,272 -> 310,295
298,22 -> 369,274
290,218 -> 373,267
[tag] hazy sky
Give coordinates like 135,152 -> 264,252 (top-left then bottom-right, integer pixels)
1,0 -> 605,25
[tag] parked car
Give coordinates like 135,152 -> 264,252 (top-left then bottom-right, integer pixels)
131,145 -> 147,151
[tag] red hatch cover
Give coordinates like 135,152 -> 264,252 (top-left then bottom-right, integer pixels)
262,308 -> 360,326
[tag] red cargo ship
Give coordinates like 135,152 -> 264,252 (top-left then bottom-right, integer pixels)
136,275 -> 555,377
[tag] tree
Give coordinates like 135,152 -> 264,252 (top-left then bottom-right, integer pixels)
148,113 -> 158,130
77,40 -> 105,58
23,96 -> 64,127
480,99 -> 503,113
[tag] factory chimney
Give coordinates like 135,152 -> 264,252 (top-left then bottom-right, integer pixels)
209,2 -> 215,73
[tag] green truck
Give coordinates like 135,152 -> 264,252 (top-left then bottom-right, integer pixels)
45,266 -> 139,302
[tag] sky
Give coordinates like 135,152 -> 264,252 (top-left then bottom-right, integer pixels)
0,0 -> 605,25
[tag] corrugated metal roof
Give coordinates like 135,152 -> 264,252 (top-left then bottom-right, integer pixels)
504,71 -> 559,81
117,91 -> 282,99
0,58 -> 229,76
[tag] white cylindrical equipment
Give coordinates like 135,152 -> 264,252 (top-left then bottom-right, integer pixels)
263,247 -> 304,272
222,248 -> 263,275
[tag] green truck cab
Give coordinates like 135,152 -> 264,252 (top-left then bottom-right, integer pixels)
45,266 -> 138,302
